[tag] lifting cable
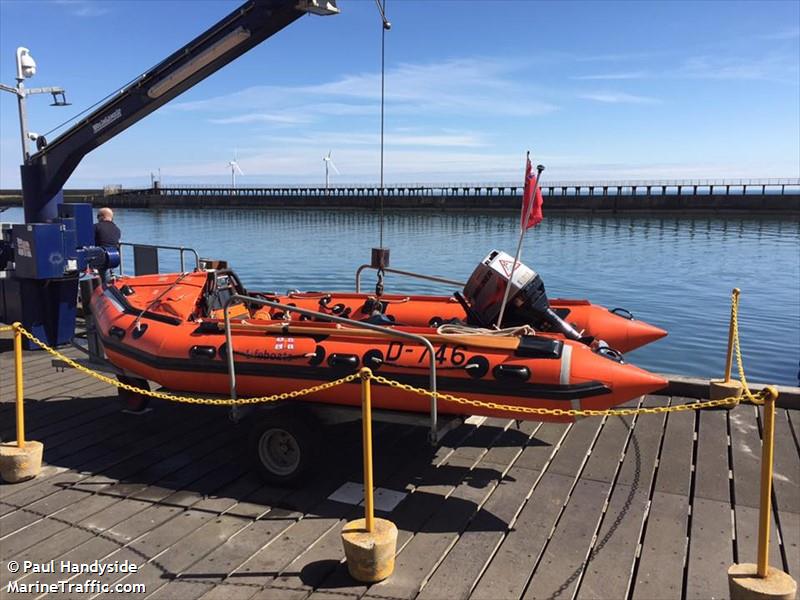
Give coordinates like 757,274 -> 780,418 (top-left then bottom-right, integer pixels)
376,0 -> 389,250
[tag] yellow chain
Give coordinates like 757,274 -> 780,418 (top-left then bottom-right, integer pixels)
7,285 -> 775,417
0,325 -> 12,333
13,326 -> 359,406
368,373 -> 769,418
731,291 -> 763,405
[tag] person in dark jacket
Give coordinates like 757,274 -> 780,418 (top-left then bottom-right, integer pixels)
94,207 -> 121,282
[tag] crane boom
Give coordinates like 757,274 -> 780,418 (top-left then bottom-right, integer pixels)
22,0 -> 338,222
1,0 -> 338,349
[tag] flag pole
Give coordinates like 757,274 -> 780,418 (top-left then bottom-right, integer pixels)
495,158 -> 545,328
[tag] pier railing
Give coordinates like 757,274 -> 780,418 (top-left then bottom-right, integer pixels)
109,177 -> 800,198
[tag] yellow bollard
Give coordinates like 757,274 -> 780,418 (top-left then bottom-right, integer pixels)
0,323 -> 44,483
15,321 -> 25,448
341,368 -> 398,583
728,387 -> 797,600
362,365 -> 375,533
711,288 -> 744,403
757,386 -> 778,578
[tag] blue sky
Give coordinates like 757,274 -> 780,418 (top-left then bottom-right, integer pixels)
0,0 -> 798,187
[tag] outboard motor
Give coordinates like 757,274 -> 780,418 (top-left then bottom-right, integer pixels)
462,250 -> 583,340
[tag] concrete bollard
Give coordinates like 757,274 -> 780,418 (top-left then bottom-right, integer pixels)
710,378 -> 743,403
0,440 -> 43,483
341,517 -> 398,582
728,563 -> 797,600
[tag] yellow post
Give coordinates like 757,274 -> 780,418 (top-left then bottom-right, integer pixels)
711,289 -> 744,403
724,288 -> 741,382
757,386 -> 778,578
341,367 -> 397,582
13,322 -> 25,449
361,367 -> 374,533
0,323 -> 43,483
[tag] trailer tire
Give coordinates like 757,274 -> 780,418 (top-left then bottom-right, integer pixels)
116,375 -> 150,413
248,412 -> 318,485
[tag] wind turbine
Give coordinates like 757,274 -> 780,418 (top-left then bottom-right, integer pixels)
228,151 -> 244,189
323,150 -> 339,190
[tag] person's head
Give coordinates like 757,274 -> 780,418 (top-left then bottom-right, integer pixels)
98,207 -> 114,222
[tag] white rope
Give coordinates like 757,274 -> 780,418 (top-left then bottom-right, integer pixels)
436,323 -> 535,337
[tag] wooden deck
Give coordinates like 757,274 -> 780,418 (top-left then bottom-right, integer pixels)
1,342 -> 798,600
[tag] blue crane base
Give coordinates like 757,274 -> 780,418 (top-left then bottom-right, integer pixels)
0,275 -> 79,350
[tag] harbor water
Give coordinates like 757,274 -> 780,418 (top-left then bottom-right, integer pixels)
3,207 -> 798,386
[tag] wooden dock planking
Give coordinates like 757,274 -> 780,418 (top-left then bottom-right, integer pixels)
300,421 -> 525,600
7,426 -> 247,591
469,419 -> 600,600
521,404 -> 642,600
148,425 -> 419,599
729,404 -> 785,571
179,424 -> 431,600
0,402 -> 222,528
2,340 -> 800,600
631,405 -> 695,600
96,421 -> 383,596
577,396 -> 670,600
0,406 -> 214,522
0,408 -> 225,553
415,424 -> 543,600
768,407 -> 800,576
324,419 -> 515,600
685,408 -> 734,600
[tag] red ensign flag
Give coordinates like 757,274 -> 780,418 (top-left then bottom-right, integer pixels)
520,156 -> 544,231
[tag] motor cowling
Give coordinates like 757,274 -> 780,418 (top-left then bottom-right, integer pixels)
462,250 -> 583,340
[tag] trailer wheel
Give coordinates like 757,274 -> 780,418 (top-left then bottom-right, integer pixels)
116,375 -> 151,413
248,412 -> 318,485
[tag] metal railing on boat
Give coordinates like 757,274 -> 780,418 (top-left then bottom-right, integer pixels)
222,293 -> 441,442
355,264 -> 464,293
117,242 -> 200,276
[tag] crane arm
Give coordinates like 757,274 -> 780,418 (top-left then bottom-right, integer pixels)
23,0 -> 338,221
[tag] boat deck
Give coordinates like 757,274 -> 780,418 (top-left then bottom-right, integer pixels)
1,342 -> 798,600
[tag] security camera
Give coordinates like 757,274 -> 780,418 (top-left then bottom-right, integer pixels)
16,48 -> 36,79
20,54 -> 36,77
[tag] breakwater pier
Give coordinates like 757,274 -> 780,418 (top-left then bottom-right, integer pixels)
2,178 -> 799,213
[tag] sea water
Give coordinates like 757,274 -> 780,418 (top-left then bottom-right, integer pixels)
2,207 -> 798,386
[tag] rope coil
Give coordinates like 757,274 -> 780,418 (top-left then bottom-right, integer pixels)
2,289 -> 775,415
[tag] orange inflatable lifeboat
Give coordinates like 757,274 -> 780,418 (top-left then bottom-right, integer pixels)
90,267 -> 668,423
255,249 -> 666,354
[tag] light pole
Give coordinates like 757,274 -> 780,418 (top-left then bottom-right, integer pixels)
0,47 -> 70,163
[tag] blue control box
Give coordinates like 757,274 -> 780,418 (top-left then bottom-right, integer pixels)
58,203 -> 94,248
12,223 -> 67,279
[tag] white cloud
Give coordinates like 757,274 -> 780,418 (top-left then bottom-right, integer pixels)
756,28 -> 800,41
54,0 -> 110,17
172,58 -> 560,123
572,71 -> 649,81
673,54 -> 799,83
208,113 -> 313,126
579,92 -> 661,104
256,130 -> 487,149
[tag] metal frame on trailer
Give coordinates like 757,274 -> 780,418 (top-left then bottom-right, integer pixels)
222,292 -> 443,443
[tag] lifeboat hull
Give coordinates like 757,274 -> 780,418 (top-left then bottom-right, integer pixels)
91,273 -> 667,423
